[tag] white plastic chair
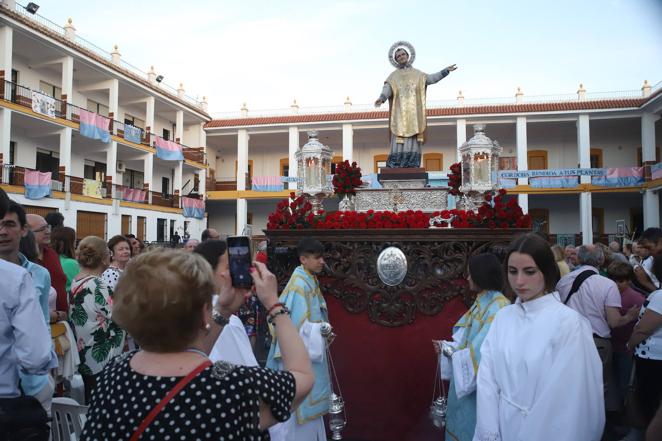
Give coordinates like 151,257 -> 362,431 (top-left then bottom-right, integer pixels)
51,397 -> 88,441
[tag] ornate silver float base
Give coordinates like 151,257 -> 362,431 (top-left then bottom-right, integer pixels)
354,188 -> 449,212
380,179 -> 427,189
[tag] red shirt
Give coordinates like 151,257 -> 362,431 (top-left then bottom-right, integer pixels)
611,286 -> 645,353
39,245 -> 68,312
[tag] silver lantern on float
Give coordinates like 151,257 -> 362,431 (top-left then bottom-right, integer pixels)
458,124 -> 502,210
295,130 -> 333,214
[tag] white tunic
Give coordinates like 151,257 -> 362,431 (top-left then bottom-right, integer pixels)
473,292 -> 605,441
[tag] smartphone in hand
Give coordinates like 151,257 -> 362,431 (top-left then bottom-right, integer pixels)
227,236 -> 254,289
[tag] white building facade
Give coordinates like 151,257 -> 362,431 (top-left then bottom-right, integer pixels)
0,1 -> 210,242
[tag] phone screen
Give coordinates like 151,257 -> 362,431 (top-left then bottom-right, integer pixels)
227,236 -> 253,289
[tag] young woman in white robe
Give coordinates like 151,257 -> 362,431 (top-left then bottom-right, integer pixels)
473,233 -> 605,441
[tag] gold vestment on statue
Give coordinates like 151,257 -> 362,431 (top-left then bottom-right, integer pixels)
386,67 -> 428,144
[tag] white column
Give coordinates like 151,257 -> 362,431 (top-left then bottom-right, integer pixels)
145,96 -> 155,132
199,122 -> 206,148
577,115 -> 591,175
175,110 -> 184,141
58,126 -> 72,176
516,116 -> 528,213
0,25 -> 12,84
642,112 -> 660,163
643,190 -> 660,229
143,153 -> 153,203
236,129 -> 249,235
237,129 -> 248,191
0,108 -> 10,184
174,161 -> 183,203
288,126 -> 298,190
198,169 -> 206,195
106,141 -> 117,184
61,55 -> 73,118
108,79 -> 119,117
580,193 -> 593,244
236,198 -> 248,235
456,119 -> 466,163
577,114 -> 592,243
342,123 -> 353,163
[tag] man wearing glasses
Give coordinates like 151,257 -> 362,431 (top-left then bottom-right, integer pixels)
27,214 -> 68,320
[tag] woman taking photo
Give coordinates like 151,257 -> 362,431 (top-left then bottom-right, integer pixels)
70,236 -> 125,403
81,248 -> 314,440
436,253 -> 510,441
473,233 -> 604,441
101,235 -> 131,290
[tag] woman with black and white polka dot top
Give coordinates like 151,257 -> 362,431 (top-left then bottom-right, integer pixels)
627,255 -> 662,431
81,248 -> 314,440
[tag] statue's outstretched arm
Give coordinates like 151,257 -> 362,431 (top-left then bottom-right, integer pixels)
427,65 -> 457,85
374,82 -> 393,107
426,68 -> 450,86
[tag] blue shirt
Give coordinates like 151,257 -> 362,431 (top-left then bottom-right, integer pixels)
17,253 -> 53,396
0,259 -> 56,398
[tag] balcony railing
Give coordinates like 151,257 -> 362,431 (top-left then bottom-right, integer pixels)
214,175 -> 252,191
0,79 -> 206,166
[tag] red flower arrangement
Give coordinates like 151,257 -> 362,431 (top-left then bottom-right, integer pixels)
266,192 -> 318,230
447,162 -> 463,196
267,189 -> 531,230
332,160 -> 362,197
430,189 -> 531,229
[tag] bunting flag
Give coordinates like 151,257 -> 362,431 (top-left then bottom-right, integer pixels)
591,167 -> 644,187
123,124 -> 142,144
498,178 -> 517,189
24,170 -> 52,199
252,176 -> 283,192
122,187 -> 146,203
530,176 -> 580,188
82,179 -> 103,199
31,91 -> 56,118
155,136 -> 184,161
651,162 -> 662,181
79,109 -> 111,143
182,197 -> 205,219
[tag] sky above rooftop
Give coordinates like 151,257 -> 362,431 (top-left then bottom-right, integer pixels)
36,0 -> 662,114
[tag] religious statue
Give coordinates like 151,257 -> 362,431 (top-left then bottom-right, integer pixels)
374,41 -> 457,168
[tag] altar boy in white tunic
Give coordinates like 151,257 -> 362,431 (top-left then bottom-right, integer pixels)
473,233 -> 605,441
267,238 -> 331,441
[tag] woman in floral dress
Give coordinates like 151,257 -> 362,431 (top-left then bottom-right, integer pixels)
69,235 -> 125,404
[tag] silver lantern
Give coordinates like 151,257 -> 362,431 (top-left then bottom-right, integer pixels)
295,130 -> 333,214
459,124 -> 502,194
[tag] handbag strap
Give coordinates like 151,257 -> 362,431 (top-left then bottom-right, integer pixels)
130,359 -> 212,441
70,275 -> 96,300
563,270 -> 596,305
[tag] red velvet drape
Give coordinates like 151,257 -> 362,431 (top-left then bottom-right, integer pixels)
326,295 -> 467,441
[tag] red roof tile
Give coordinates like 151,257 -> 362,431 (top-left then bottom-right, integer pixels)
205,97 -> 649,129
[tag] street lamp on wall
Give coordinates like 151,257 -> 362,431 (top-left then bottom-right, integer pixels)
26,2 -> 40,14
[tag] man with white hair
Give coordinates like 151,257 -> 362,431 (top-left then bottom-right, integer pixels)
184,238 -> 200,252
557,244 -> 639,399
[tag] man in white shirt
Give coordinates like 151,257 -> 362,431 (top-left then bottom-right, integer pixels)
556,244 -> 639,398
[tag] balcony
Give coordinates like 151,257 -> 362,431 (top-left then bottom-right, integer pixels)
0,79 -> 207,167
214,175 -> 252,191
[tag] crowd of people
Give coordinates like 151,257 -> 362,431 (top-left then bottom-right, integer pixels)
438,232 -> 662,441
1,182 -> 661,440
